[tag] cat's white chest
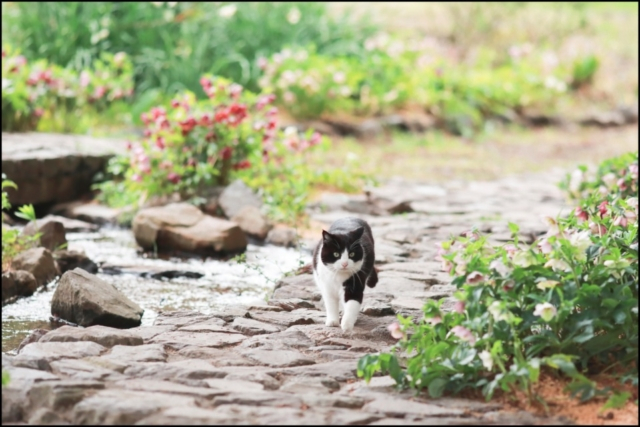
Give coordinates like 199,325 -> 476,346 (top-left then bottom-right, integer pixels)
313,260 -> 349,296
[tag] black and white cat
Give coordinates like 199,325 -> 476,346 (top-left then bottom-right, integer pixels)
312,217 -> 378,331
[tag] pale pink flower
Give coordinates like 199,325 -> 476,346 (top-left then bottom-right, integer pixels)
425,316 -> 442,326
453,300 -> 465,314
589,221 -> 607,236
466,271 -> 485,285
533,303 -> 557,322
80,70 -> 91,87
479,350 -> 493,371
544,258 -> 571,272
448,326 -> 476,346
613,215 -> 628,227
538,238 -> 553,254
574,207 -> 589,223
504,244 -> 517,259
387,322 -> 403,340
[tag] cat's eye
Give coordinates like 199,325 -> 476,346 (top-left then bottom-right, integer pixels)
333,252 -> 340,258
349,252 -> 354,258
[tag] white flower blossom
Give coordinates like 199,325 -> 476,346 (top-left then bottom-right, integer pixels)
218,4 -> 237,18
544,258 -> 571,272
286,7 -> 301,25
479,350 -> 493,371
533,302 -> 557,322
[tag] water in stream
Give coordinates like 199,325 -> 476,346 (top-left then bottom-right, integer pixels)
2,227 -> 311,354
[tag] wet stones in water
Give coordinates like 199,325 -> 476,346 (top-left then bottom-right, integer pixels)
2,270 -> 38,303
51,268 -> 143,329
10,247 -> 60,287
21,218 -> 67,252
53,250 -> 98,275
99,263 -> 203,280
132,203 -> 247,255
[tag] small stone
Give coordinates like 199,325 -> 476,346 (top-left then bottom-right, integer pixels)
149,331 -> 244,349
27,408 -> 69,425
231,317 -> 281,336
103,344 -> 167,363
16,328 -> 50,353
243,349 -> 315,367
112,379 -> 227,399
218,179 -> 263,219
14,341 -> 106,371
177,346 -> 255,367
21,218 -> 67,251
28,380 -> 105,411
203,378 -> 264,393
39,325 -> 143,347
301,394 -> 365,409
266,225 -> 298,247
135,406 -> 241,425
53,250 -> 98,274
362,397 -> 465,418
268,298 -> 316,311
72,389 -> 196,425
238,329 -> 316,350
211,392 -> 302,408
231,205 -> 272,240
11,270 -> 38,299
10,247 -> 59,287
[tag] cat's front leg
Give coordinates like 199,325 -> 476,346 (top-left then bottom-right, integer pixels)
340,299 -> 361,332
341,274 -> 365,332
323,290 -> 340,327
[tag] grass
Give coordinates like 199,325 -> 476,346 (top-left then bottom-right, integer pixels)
308,124 -> 639,186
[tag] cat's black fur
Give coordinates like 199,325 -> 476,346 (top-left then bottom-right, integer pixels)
312,217 -> 378,304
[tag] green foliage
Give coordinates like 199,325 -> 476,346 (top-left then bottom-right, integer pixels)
2,175 -> 39,271
2,2 -> 377,96
2,44 -> 134,132
358,153 -> 638,406
1,370 -> 8,387
571,55 -> 599,90
236,128 -> 372,226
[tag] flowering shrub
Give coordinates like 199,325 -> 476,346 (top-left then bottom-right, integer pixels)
1,45 -> 133,132
560,151 -> 638,202
358,155 -> 638,404
259,43 -> 418,119
94,74 -> 370,225
259,37 -> 576,136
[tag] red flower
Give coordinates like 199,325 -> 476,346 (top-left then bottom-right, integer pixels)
206,132 -> 216,142
229,83 -> 243,99
309,132 -> 322,146
179,117 -> 197,134
151,107 -> 166,120
598,201 -> 609,218
200,77 -> 212,89
167,172 -> 181,184
220,146 -> 233,160
141,112 -> 151,124
574,207 -> 588,222
155,137 -> 165,150
199,113 -> 212,126
93,86 -> 107,99
143,129 -> 152,137
233,160 -> 251,170
33,108 -> 44,117
171,99 -> 181,108
266,107 -> 278,117
187,158 -> 197,167
214,108 -> 229,123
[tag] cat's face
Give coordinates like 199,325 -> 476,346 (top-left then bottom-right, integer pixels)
320,227 -> 365,274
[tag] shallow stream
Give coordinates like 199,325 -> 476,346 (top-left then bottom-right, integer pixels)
2,227 -> 311,354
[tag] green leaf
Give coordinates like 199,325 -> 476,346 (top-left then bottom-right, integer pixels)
507,222 -> 520,235
601,298 -> 619,309
601,391 -> 631,411
15,204 -> 36,221
428,377 -> 448,398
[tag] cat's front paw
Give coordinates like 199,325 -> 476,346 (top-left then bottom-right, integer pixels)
340,319 -> 355,332
325,318 -> 339,327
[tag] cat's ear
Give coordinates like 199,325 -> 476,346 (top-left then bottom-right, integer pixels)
352,227 -> 365,240
322,230 -> 335,244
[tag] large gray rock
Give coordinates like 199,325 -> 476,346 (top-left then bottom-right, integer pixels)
10,247 -> 59,286
21,218 -> 67,251
1,132 -> 125,206
50,201 -> 121,225
231,205 -> 272,240
266,225 -> 298,247
218,179 -> 263,219
51,268 -> 143,328
132,203 -> 247,255
13,341 -> 106,371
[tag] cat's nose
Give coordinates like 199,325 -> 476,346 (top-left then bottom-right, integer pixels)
341,262 -> 348,268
